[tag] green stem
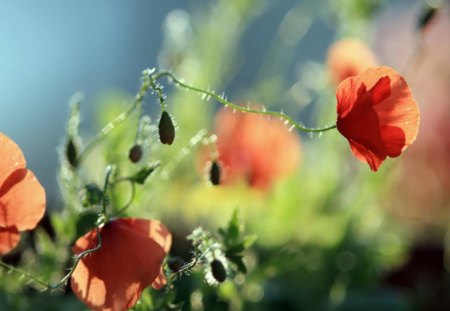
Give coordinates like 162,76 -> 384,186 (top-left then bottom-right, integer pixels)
149,75 -> 166,110
101,165 -> 114,217
151,71 -> 337,133
134,99 -> 144,145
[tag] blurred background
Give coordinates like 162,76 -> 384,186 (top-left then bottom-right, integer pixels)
0,0 -> 187,198
1,0 -> 450,310
1,0 -> 346,199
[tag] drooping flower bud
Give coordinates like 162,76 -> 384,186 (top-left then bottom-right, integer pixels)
158,111 -> 175,145
209,160 -> 221,186
128,144 -> 143,163
210,259 -> 227,283
417,4 -> 438,31
168,256 -> 185,273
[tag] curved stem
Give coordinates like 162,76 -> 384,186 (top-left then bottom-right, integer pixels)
48,227 -> 102,290
101,166 -> 114,216
0,227 -> 102,291
151,71 -> 337,133
111,179 -> 136,217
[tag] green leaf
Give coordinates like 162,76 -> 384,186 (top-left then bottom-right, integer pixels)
226,254 -> 247,274
218,228 -> 226,237
75,212 -> 99,237
226,244 -> 245,255
129,162 -> 160,184
227,209 -> 241,242
243,234 -> 257,249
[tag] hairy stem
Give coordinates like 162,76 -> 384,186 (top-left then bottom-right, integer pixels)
151,71 -> 337,133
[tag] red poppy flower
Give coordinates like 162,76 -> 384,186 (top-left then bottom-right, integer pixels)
0,133 -> 46,255
336,66 -> 420,171
327,38 -> 378,85
71,218 -> 171,311
211,107 -> 302,190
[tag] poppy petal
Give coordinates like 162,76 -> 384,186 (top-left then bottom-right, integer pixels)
151,268 -> 167,290
114,219 -> 172,290
0,168 -> 46,230
0,133 -> 26,185
71,218 -> 167,311
110,218 -> 172,290
118,218 -> 172,253
336,66 -> 419,171
0,226 -> 20,255
337,86 -> 386,164
380,126 -> 406,158
337,77 -> 386,170
336,77 -> 366,119
369,75 -> 391,105
360,67 -> 420,145
348,139 -> 385,172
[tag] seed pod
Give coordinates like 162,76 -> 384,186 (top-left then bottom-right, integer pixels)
209,160 -> 221,186
128,144 -> 143,163
168,256 -> 185,273
210,259 -> 227,283
66,139 -> 78,168
158,110 -> 175,145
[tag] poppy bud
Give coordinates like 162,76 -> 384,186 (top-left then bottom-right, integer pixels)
417,4 -> 438,31
210,259 -> 227,283
66,139 -> 78,168
209,160 -> 221,186
158,111 -> 175,145
168,256 -> 185,273
128,144 -> 143,163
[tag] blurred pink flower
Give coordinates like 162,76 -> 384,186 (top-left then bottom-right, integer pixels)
326,38 -> 378,86
206,107 -> 302,190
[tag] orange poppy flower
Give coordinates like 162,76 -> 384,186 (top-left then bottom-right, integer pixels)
0,133 -> 46,255
336,66 -> 420,171
327,38 -> 378,85
71,218 -> 171,311
213,107 -> 302,190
